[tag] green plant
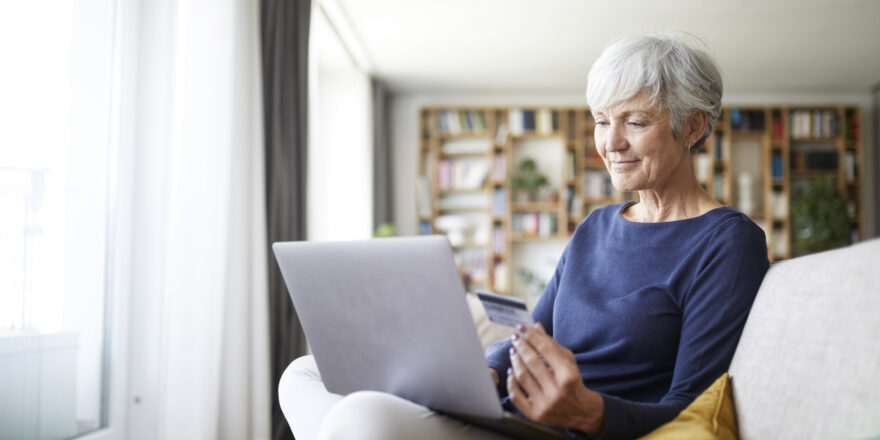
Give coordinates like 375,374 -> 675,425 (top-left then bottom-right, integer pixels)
373,223 -> 396,238
791,176 -> 850,252
510,158 -> 549,194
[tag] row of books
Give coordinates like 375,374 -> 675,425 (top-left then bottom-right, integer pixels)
771,156 -> 784,180
493,188 -> 507,216
565,150 -> 577,180
790,110 -> 840,139
493,225 -> 506,253
438,110 -> 487,134
730,109 -> 765,131
583,170 -> 614,199
512,212 -> 558,237
790,150 -> 838,171
507,109 -> 559,136
436,159 -> 489,191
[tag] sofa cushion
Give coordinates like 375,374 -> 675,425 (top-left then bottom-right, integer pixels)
728,239 -> 880,439
639,373 -> 737,440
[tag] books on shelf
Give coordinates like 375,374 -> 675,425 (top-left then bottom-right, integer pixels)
492,188 -> 507,216
492,153 -> 506,181
435,158 -> 489,190
771,155 -> 784,180
790,110 -> 839,138
495,122 -> 509,144
790,150 -> 838,171
583,170 -> 614,199
438,110 -> 486,135
493,225 -> 506,253
565,150 -> 577,180
512,212 -> 557,237
730,109 -> 765,131
845,112 -> 860,139
772,117 -> 784,143
508,109 -> 558,136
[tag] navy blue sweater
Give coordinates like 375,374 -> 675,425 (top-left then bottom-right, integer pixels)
486,202 -> 768,439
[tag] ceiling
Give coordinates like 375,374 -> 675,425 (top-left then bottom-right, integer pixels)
335,0 -> 880,94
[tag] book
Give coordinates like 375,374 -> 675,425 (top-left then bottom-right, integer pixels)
771,156 -> 784,180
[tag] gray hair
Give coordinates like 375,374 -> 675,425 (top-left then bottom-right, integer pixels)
585,33 -> 723,152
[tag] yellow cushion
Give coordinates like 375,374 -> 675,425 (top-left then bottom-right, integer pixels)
638,373 -> 738,440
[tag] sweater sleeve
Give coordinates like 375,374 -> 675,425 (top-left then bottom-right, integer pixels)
596,219 -> 769,439
485,242 -> 569,396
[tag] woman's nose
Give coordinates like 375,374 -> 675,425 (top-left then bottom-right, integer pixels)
604,123 -> 627,152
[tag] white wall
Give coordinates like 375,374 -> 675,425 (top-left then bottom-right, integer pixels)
391,90 -> 877,239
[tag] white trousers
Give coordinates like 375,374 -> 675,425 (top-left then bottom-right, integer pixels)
279,355 -> 513,440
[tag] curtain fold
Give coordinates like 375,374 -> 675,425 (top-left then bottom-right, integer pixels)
372,78 -> 394,229
260,0 -> 311,439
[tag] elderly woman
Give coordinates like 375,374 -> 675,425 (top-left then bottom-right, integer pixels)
281,33 -> 768,440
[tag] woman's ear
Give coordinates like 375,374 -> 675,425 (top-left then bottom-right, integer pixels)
684,109 -> 709,146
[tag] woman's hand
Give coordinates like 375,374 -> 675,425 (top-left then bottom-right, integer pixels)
507,323 -> 605,436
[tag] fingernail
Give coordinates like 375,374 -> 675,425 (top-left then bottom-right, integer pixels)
516,324 -> 525,333
509,346 -> 516,355
512,333 -> 520,341
507,367 -> 512,375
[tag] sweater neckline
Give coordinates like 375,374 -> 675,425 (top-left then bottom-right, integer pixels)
616,201 -> 733,226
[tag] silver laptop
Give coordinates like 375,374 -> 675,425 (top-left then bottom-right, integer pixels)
272,236 -> 567,439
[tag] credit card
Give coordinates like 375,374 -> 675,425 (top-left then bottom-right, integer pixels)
476,290 -> 535,328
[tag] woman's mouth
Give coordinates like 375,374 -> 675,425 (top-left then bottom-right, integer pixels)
610,159 -> 640,170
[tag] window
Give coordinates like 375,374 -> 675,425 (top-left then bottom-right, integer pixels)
0,1 -> 116,438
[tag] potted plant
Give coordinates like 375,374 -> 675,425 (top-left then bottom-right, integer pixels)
791,176 -> 851,254
510,158 -> 550,202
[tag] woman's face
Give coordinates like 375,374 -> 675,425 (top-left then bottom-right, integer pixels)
593,94 -> 691,193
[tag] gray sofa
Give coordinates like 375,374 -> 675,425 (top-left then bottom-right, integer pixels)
726,238 -> 880,439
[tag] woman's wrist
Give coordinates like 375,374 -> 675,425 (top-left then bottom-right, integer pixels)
573,389 -> 605,436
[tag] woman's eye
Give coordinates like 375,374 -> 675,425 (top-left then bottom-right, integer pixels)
627,121 -> 646,128
595,121 -> 609,127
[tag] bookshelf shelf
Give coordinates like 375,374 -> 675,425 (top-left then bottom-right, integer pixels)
418,104 -> 863,294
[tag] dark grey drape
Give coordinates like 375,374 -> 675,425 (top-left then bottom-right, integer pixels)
261,0 -> 310,439
873,81 -> 880,239
372,79 -> 394,228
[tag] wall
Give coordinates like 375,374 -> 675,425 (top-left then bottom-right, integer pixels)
391,90 -> 877,240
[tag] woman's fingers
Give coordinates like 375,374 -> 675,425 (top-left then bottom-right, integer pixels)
507,369 -> 533,413
517,324 -> 576,379
509,345 -> 543,396
511,333 -> 555,386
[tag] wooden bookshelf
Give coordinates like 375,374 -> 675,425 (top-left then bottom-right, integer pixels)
417,105 -> 864,296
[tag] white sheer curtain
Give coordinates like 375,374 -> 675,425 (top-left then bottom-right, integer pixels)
121,0 -> 270,438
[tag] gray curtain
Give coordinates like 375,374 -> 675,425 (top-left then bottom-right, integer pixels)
874,81 -> 880,239
260,0 -> 310,439
372,79 -> 394,228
